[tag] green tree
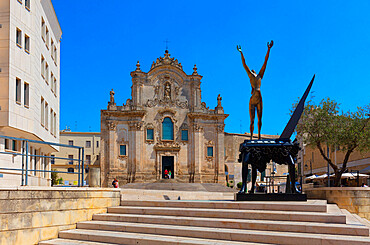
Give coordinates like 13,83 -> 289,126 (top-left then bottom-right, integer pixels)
51,169 -> 58,186
296,98 -> 369,186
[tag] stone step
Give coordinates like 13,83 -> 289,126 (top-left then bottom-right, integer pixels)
69,223 -> 370,245
91,213 -> 369,236
107,206 -> 346,224
39,238 -> 116,245
121,200 -> 327,212
57,229 -> 260,244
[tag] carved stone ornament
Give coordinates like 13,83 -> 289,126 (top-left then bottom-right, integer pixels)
106,121 -> 117,131
216,124 -> 225,133
153,141 -> 181,151
129,121 -> 143,131
180,123 -> 189,130
150,50 -> 183,71
145,76 -> 188,109
193,123 -> 203,132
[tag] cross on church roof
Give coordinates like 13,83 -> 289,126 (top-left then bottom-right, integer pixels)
164,39 -> 170,51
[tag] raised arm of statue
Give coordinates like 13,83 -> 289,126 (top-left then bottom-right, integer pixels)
237,45 -> 254,79
258,40 -> 273,79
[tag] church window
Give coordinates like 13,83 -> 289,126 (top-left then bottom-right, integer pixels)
146,128 -> 154,140
207,146 -> 213,157
162,117 -> 174,140
119,145 -> 127,156
181,130 -> 188,141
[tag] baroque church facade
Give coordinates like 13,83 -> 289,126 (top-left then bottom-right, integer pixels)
100,51 -> 228,186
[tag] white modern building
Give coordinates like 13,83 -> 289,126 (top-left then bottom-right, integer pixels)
0,0 -> 61,186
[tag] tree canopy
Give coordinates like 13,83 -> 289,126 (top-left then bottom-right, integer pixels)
296,98 -> 370,186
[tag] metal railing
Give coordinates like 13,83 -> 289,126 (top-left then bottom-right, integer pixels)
0,135 -> 85,186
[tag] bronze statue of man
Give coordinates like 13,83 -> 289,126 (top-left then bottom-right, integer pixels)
237,40 -> 273,140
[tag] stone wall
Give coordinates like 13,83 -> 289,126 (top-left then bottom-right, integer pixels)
0,187 -> 120,244
305,187 -> 370,219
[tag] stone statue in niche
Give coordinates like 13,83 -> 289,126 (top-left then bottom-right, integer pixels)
164,82 -> 171,100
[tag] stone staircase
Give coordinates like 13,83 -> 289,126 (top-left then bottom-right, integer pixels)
40,200 -> 370,245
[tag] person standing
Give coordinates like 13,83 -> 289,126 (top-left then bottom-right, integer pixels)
112,178 -> 119,188
168,170 -> 172,179
164,169 -> 168,179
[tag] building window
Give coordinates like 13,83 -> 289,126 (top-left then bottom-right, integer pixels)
41,18 -> 45,41
24,35 -> 30,53
51,155 -> 55,164
181,130 -> 188,141
96,141 -> 99,148
50,73 -> 54,92
41,97 -> 44,126
96,155 -> 99,161
4,139 -> 9,150
67,168 -> 74,173
45,26 -> 49,48
53,112 -> 56,136
45,102 -> 48,130
12,140 -> 18,151
16,78 -> 21,103
25,0 -> 30,10
207,146 -> 214,157
119,145 -> 127,156
54,46 -> 57,65
50,108 -> 54,134
24,82 -> 29,107
51,39 -> 54,59
45,62 -> 49,84
16,28 -> 22,47
68,140 -> 73,146
41,55 -> 45,78
146,128 -> 154,141
162,117 -> 174,140
86,141 -> 91,148
68,155 -> 73,164
86,155 -> 91,164
54,77 -> 57,95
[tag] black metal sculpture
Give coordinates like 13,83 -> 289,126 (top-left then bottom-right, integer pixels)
238,75 -> 315,194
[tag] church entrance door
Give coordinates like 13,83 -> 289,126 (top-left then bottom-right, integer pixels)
162,156 -> 174,179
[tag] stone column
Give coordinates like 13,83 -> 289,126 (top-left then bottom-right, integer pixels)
128,121 -> 143,182
216,124 -> 226,184
106,121 -> 117,183
192,123 -> 203,182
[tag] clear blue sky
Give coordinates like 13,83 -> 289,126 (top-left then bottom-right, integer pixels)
53,0 -> 370,135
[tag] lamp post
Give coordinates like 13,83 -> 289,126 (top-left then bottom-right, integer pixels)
327,145 -> 330,187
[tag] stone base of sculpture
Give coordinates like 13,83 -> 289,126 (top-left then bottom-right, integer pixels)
235,193 -> 307,201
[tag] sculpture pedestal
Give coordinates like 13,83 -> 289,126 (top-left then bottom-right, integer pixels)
235,193 -> 307,201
